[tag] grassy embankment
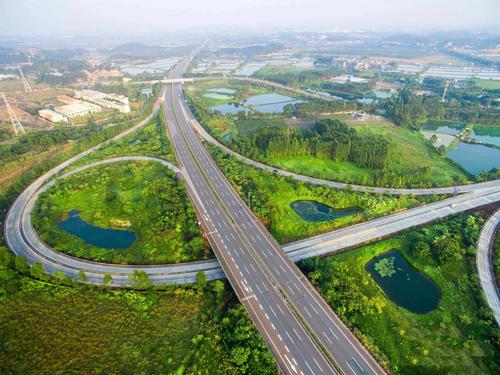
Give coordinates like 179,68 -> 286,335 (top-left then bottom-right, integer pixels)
267,123 -> 470,188
302,214 -> 499,374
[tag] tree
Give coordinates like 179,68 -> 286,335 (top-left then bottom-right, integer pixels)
103,273 -> 113,286
413,241 -> 431,260
30,262 -> 49,281
196,271 -> 207,292
0,246 -> 14,267
128,270 -> 153,289
212,280 -> 225,303
78,270 -> 88,283
14,256 -> 29,273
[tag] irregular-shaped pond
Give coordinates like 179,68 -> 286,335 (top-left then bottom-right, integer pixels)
58,210 -> 136,249
291,200 -> 362,222
366,249 -> 441,314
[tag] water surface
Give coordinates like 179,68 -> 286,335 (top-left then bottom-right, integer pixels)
447,142 -> 500,175
211,103 -> 252,115
291,200 -> 362,222
58,210 -> 136,249
366,250 -> 441,314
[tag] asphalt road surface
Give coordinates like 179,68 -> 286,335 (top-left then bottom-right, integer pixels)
477,207 -> 500,326
164,81 -> 386,374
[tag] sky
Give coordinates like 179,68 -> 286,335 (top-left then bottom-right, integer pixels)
0,0 -> 499,36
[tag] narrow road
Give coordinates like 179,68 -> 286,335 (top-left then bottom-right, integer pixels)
477,208 -> 500,326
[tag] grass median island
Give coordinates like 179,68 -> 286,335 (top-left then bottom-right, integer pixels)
301,214 -> 500,374
33,161 -> 211,264
210,145 -> 436,243
0,248 -> 277,374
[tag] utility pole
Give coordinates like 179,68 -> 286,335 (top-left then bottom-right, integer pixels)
17,65 -> 32,93
442,80 -> 450,102
1,92 -> 26,136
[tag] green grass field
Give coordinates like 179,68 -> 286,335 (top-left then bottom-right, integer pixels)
268,123 -> 470,188
304,214 -> 499,374
33,161 -> 210,264
475,79 -> 500,90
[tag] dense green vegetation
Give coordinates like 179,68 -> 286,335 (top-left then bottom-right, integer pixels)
0,246 -> 276,374
210,145 -> 435,243
300,214 -> 500,374
33,161 -> 209,264
385,89 -> 499,127
229,119 -> 390,169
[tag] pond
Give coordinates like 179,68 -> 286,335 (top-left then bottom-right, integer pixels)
373,90 -> 392,99
290,200 -> 362,222
421,121 -> 464,135
203,93 -> 233,100
447,142 -> 500,175
211,103 -> 252,115
366,249 -> 441,314
58,210 -> 136,249
469,126 -> 500,147
244,93 -> 305,113
207,87 -> 236,95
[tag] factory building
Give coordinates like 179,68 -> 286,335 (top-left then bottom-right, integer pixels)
53,101 -> 102,119
38,109 -> 66,123
75,89 -> 130,113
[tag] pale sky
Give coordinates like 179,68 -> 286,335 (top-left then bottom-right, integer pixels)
0,0 -> 499,36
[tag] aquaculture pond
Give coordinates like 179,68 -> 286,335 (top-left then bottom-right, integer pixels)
447,142 -> 500,175
469,126 -> 500,147
58,210 -> 136,249
366,250 -> 441,314
211,103 -> 252,115
421,121 -> 465,135
207,88 -> 236,95
291,200 -> 362,222
244,93 -> 304,113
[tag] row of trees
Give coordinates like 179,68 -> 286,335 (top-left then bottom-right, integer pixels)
230,119 -> 389,169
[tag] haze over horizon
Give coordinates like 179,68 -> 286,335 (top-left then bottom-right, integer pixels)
1,0 -> 499,37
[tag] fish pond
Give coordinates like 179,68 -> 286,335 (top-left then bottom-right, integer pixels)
291,200 -> 362,222
366,249 -> 441,314
244,93 -> 305,113
58,210 -> 136,249
447,142 -> 500,175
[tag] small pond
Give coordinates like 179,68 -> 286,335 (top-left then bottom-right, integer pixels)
421,121 -> 464,135
58,210 -> 136,249
366,249 -> 441,314
469,126 -> 500,147
203,93 -> 233,100
291,200 -> 362,222
447,142 -> 500,175
373,90 -> 392,99
244,93 -> 305,113
211,103 -> 252,115
207,88 -> 236,95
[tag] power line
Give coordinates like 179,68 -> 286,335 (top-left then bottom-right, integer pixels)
1,92 -> 26,136
17,65 -> 32,93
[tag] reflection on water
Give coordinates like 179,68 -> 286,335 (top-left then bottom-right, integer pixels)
366,250 -> 441,314
58,210 -> 136,249
291,200 -> 362,222
447,143 -> 500,175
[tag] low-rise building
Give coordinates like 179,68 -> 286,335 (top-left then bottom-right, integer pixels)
53,101 -> 101,119
75,89 -> 130,113
38,109 -> 66,123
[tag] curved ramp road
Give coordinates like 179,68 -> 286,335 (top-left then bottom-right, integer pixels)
183,106 -> 500,195
477,208 -> 500,326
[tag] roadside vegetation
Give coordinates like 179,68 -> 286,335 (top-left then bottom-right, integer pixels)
300,213 -> 500,374
0,246 -> 276,374
33,161 -> 209,264
187,79 -> 471,188
210,145 -> 437,243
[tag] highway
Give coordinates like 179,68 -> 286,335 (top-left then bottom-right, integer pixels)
4,56 -> 500,373
477,207 -> 500,326
164,82 -> 386,374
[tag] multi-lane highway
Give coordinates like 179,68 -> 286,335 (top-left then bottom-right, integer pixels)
164,82 -> 386,374
4,55 -> 500,373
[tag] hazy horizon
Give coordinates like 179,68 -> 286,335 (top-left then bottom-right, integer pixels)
1,0 -> 499,37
